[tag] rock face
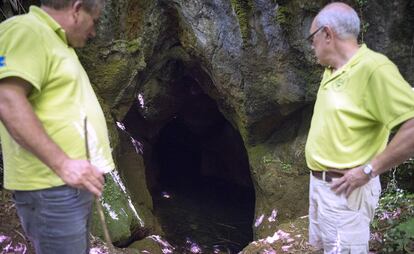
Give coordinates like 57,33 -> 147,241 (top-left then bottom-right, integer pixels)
81,0 -> 316,240
80,0 -> 414,242
2,0 -> 411,245
81,0 -> 414,242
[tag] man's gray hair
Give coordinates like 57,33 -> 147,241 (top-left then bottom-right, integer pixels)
41,0 -> 104,13
315,3 -> 360,40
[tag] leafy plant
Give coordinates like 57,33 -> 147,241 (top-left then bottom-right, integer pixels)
262,155 -> 277,165
371,177 -> 414,253
381,218 -> 414,253
277,159 -> 292,172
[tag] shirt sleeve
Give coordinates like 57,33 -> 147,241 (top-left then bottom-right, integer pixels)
0,22 -> 47,91
365,63 -> 414,130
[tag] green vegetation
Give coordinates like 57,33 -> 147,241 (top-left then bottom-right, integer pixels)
262,155 -> 277,165
230,0 -> 253,43
77,39 -> 146,104
383,159 -> 414,193
91,173 -> 136,243
371,172 -> 414,253
110,38 -> 142,55
275,6 -> 291,29
278,159 -> 292,172
355,0 -> 369,43
261,155 -> 292,173
297,67 -> 323,101
93,57 -> 129,90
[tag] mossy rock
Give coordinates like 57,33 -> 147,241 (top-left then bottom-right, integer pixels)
275,6 -> 292,28
78,39 -> 146,107
91,171 -> 145,244
230,0 -> 253,43
129,236 -> 167,253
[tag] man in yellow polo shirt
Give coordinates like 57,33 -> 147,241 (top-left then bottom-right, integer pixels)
0,0 -> 114,253
305,2 -> 414,253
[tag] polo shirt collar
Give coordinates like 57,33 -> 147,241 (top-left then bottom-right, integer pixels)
321,44 -> 368,87
29,6 -> 69,45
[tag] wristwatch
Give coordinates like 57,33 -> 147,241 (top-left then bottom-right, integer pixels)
362,163 -> 375,179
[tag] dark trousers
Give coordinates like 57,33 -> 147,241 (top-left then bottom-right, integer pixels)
13,185 -> 94,254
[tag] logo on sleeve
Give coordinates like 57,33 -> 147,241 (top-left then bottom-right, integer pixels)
0,56 -> 5,67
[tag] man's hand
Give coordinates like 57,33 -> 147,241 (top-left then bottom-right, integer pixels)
58,159 -> 105,197
330,118 -> 414,197
330,166 -> 370,197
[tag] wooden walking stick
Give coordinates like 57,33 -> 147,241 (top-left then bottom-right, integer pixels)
84,117 -> 115,253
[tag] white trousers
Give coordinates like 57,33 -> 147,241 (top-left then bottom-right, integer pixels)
309,173 -> 381,254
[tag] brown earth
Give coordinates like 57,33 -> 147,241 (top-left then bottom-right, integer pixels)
0,190 -> 35,254
0,188 -> 385,254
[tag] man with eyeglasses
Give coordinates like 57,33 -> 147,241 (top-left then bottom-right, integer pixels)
0,0 -> 114,253
305,2 -> 414,253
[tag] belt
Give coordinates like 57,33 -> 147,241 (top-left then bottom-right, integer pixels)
311,170 -> 343,182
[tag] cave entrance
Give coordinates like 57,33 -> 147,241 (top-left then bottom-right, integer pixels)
152,94 -> 254,253
123,63 -> 254,253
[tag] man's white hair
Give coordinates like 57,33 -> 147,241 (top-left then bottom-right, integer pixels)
315,3 -> 360,40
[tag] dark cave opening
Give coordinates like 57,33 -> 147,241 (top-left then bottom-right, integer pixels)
122,61 -> 255,252
151,94 -> 255,253
154,118 -> 202,189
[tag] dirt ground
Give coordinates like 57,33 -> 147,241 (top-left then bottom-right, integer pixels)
0,190 -> 35,254
0,188 -> 386,254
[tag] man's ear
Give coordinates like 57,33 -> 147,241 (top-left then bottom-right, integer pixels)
324,26 -> 334,42
72,0 -> 83,21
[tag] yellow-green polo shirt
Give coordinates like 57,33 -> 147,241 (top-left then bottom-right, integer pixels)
0,6 -> 115,190
305,44 -> 414,171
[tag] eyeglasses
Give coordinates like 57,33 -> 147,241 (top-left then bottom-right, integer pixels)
306,26 -> 325,43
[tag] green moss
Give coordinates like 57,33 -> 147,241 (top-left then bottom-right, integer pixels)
275,6 -> 291,27
247,144 -> 273,167
248,143 -> 300,177
91,173 -> 136,243
230,0 -> 253,43
295,66 -> 322,101
77,44 -> 128,93
78,40 -> 146,110
94,58 -> 129,89
262,155 -> 277,165
272,1 -> 320,33
129,238 -> 163,253
277,159 -> 292,172
127,40 -> 141,54
180,24 -> 199,50
102,175 -> 123,204
110,38 -> 142,55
